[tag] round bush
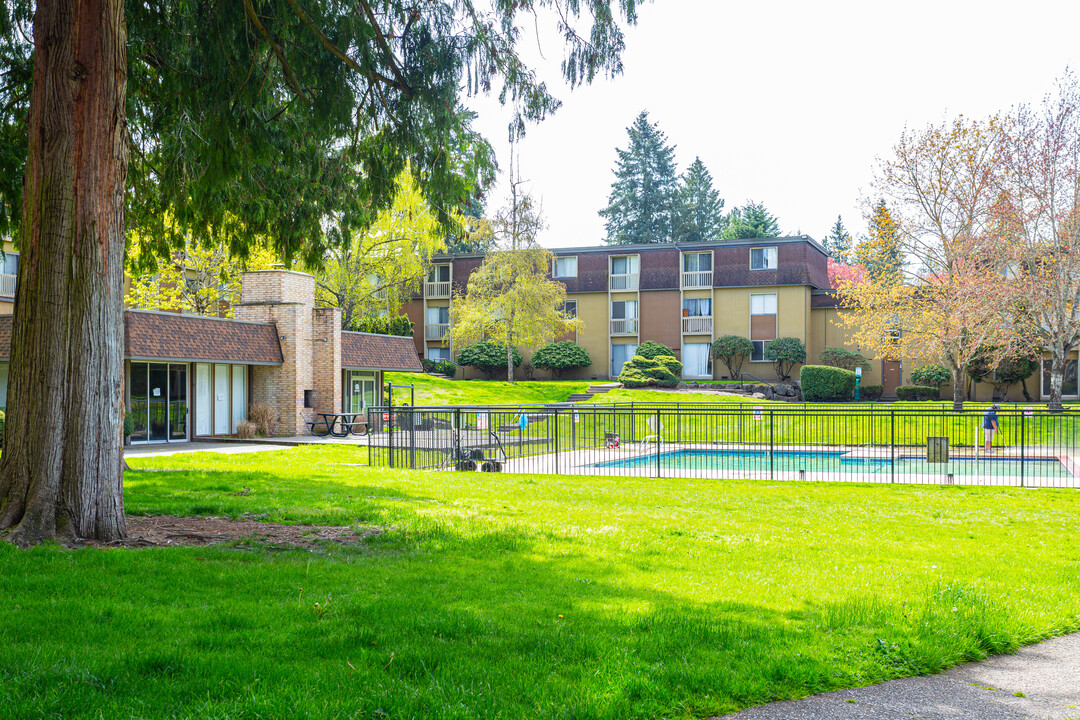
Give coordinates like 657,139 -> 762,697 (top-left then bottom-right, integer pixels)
910,364 -> 950,388
799,365 -> 856,401
860,384 -> 884,401
636,340 -> 675,360
531,341 -> 592,379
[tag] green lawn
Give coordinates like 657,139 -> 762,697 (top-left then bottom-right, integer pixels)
3,446 -> 1080,719
386,371 -> 592,406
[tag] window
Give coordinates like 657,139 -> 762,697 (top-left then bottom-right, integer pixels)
1042,360 -> 1079,398
553,256 -> 578,278
427,347 -> 451,362
611,255 -> 638,275
750,340 -> 771,362
0,252 -> 18,275
750,247 -> 778,271
426,264 -> 450,283
682,298 -> 711,317
610,300 -> 637,319
426,306 -> 450,325
683,252 -> 709,272
750,293 -> 777,315
611,343 -> 638,377
683,343 -> 711,378
560,300 -> 578,318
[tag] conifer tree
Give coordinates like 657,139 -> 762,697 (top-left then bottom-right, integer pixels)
673,157 -> 725,243
825,215 -> 854,262
599,111 -> 679,245
857,200 -> 905,281
721,201 -> 781,239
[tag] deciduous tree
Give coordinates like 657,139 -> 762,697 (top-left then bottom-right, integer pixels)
0,0 -> 640,544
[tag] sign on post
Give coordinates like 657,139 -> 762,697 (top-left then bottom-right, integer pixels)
927,436 -> 949,463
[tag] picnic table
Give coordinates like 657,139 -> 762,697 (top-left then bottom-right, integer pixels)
305,411 -> 368,438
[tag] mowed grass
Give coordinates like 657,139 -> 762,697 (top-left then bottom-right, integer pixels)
385,371 -> 592,406
4,448 -> 1080,718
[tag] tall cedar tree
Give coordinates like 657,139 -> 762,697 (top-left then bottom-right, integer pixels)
857,200 -> 905,281
721,201 -> 781,239
826,215 -> 853,263
673,157 -> 725,243
600,111 -> 679,245
0,0 -> 639,545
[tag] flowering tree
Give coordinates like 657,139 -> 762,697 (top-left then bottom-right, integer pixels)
827,258 -> 866,288
994,73 -> 1080,409
838,116 -> 1019,410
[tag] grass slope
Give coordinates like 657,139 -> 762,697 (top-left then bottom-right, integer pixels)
386,371 -> 592,406
2,446 -> 1080,719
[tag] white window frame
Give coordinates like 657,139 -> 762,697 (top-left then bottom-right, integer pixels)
750,340 -> 771,362
750,247 -> 778,271
561,299 -> 578,318
553,256 -> 578,278
750,293 -> 777,315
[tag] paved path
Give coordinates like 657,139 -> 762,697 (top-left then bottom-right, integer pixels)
714,633 -> 1080,719
126,441 -> 295,458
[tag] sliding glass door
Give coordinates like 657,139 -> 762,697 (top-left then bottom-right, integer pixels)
129,362 -> 188,443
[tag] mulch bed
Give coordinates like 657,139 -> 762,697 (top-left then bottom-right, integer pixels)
85,515 -> 381,549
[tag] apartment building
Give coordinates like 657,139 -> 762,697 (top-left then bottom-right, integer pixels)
403,236 -> 926,391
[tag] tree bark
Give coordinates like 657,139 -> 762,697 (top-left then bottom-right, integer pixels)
1049,350 -> 1066,412
950,364 -> 964,412
506,327 -> 514,383
0,0 -> 129,545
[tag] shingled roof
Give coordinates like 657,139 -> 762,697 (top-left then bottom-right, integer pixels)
0,311 -> 283,364
341,331 -> 422,371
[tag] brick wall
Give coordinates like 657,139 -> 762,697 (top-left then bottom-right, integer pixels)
312,307 -> 342,413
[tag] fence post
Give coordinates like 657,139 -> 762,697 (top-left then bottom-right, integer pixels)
388,405 -> 394,469
409,409 -> 417,470
554,408 -> 560,476
890,409 -> 895,484
454,408 -> 461,469
655,409 -> 662,478
1020,410 -> 1025,489
769,410 -> 775,481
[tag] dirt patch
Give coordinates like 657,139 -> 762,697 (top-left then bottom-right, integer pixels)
86,515 -> 381,549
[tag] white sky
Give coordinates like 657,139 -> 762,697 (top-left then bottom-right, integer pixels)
465,0 -> 1080,248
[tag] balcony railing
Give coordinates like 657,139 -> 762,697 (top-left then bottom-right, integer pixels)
0,273 -> 15,297
681,270 -> 713,289
425,281 -> 451,298
610,318 -> 639,335
425,323 -> 449,340
681,316 -> 713,335
608,273 -> 639,291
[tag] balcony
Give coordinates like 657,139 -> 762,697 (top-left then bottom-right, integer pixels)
425,281 -> 451,298
0,273 -> 14,297
682,316 -> 713,335
609,318 -> 639,335
609,273 -> 639,291
681,270 -> 712,289
425,323 -> 449,340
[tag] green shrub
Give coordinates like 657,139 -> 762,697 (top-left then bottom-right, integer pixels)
910,364 -> 950,388
711,335 -> 753,380
434,360 -> 457,379
896,385 -> 940,401
530,341 -> 592,379
420,358 -> 437,373
122,411 -> 134,438
636,340 -> 675,360
799,365 -> 856,401
764,337 -> 806,381
619,354 -> 681,388
860,384 -> 884,401
351,315 -> 415,337
818,346 -> 871,372
457,340 -> 522,379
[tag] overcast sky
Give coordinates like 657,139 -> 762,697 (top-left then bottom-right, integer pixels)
465,0 -> 1080,248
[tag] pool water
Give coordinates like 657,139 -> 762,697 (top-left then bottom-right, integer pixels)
591,448 -> 1070,478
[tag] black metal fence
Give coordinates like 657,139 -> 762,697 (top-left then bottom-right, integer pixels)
366,404 -> 1080,488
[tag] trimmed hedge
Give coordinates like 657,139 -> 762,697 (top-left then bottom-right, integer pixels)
910,364 -> 950,388
799,365 -> 856,401
860,384 -> 883,401
636,341 -> 676,360
896,385 -> 940,401
619,354 -> 683,388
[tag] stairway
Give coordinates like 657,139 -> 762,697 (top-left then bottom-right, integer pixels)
562,383 -> 620,403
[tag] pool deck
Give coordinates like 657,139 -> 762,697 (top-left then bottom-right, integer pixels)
496,443 -> 1080,487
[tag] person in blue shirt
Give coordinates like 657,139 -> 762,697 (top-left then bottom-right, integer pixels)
982,404 -> 1000,454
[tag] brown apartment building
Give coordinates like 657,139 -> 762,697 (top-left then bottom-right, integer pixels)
404,236 -> 913,386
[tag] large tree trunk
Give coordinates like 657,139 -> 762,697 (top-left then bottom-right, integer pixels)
506,328 -> 514,383
950,363 -> 964,412
0,0 -> 129,546
1049,350 -> 1066,412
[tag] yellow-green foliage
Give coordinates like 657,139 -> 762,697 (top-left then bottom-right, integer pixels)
619,354 -> 682,388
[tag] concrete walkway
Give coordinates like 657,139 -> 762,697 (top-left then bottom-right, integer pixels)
714,633 -> 1080,719
125,441 -> 295,457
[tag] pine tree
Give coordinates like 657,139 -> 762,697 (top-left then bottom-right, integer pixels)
599,111 -> 679,245
857,200 -> 905,282
826,215 -> 853,263
721,201 -> 781,239
673,157 -> 725,243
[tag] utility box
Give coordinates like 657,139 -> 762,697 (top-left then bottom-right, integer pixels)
927,437 -> 949,463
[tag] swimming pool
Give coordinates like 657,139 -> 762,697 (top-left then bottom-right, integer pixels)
589,448 -> 1070,478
